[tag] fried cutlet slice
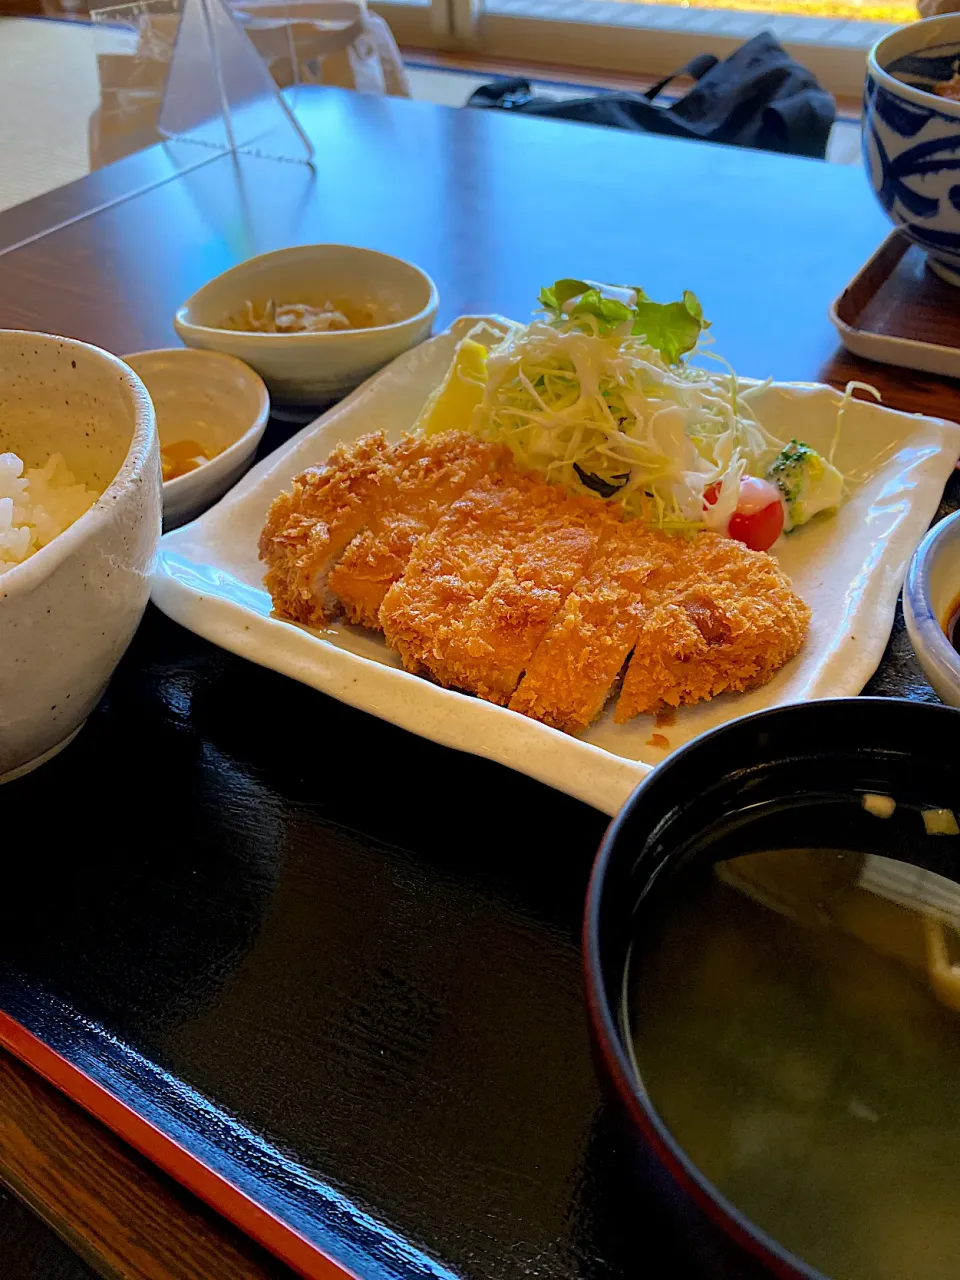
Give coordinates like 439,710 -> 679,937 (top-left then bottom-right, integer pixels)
380,473 -> 607,704
326,432 -> 509,630
508,522 -> 682,733
615,532 -> 811,721
259,432 -> 393,626
380,474 -> 527,677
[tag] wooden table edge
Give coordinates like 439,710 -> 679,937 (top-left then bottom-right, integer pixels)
0,1011 -> 356,1280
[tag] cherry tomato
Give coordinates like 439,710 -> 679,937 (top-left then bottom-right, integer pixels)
702,481 -> 721,507
727,477 -> 784,552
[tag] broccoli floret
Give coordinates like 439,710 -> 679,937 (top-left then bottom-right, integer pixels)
768,440 -> 815,503
767,439 -> 844,532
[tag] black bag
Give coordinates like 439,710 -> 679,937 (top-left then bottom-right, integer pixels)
467,32 -> 836,160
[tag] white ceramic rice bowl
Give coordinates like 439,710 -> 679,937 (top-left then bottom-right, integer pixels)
0,331 -> 160,781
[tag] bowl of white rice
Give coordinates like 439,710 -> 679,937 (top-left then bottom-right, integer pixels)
0,330 -> 160,782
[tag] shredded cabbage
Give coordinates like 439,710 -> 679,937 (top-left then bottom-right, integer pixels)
462,320 -> 785,533
418,281 -> 855,536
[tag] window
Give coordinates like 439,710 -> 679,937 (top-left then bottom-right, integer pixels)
374,0 -> 911,99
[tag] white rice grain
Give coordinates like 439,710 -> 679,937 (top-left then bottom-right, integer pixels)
0,451 -> 100,574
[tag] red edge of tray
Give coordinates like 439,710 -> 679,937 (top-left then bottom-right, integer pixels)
0,1009 -> 358,1280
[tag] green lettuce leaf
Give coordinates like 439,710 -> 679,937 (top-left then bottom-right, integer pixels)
538,278 -> 591,313
538,278 -> 708,363
629,291 -> 705,364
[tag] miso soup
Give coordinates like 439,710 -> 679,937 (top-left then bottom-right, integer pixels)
626,848 -> 960,1280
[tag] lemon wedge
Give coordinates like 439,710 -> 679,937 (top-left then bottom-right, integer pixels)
416,338 -> 487,436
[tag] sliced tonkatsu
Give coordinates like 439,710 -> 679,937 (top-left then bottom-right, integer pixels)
259,432 -> 394,627
260,429 -> 813,731
379,471 -> 607,704
327,432 -> 508,629
260,431 -> 507,629
614,531 -> 811,720
509,522 -> 678,733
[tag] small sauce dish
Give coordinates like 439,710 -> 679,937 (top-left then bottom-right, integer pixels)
904,508 -> 960,706
124,348 -> 270,530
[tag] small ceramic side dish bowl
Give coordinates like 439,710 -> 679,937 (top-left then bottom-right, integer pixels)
124,348 -> 270,530
865,14 -> 960,285
0,330 -> 160,782
173,244 -> 439,404
904,508 -> 960,705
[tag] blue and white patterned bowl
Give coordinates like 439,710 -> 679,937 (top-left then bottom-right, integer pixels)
865,15 -> 960,285
904,508 -> 960,706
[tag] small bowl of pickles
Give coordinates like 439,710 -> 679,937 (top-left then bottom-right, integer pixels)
172,244 -> 438,405
904,507 -> 960,707
124,348 -> 270,530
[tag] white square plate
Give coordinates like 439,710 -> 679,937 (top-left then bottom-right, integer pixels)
152,317 -> 960,815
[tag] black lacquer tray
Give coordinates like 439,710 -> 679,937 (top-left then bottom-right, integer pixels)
0,424 -> 955,1279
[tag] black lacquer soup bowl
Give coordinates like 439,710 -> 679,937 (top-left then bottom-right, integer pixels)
584,698 -> 960,1280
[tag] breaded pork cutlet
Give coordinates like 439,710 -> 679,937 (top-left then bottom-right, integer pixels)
379,472 -> 608,704
508,521 -> 682,733
261,430 -> 813,730
260,432 -> 507,628
326,432 -> 508,630
259,432 -> 393,627
615,531 -> 811,721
